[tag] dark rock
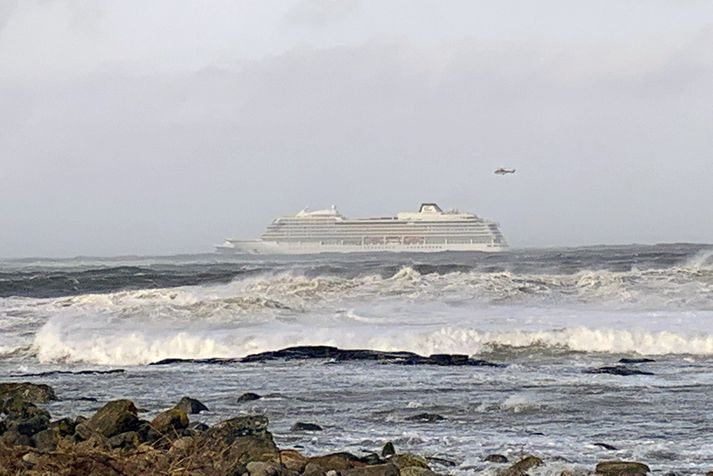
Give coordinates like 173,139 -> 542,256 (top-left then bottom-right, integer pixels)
174,396 -> 209,414
618,358 -> 655,364
342,464 -> 400,476
381,441 -> 396,457
150,408 -> 189,434
1,396 -> 37,417
241,345 -> 504,367
281,449 -> 309,473
246,461 -> 285,476
0,382 -> 56,403
426,354 -> 470,365
190,422 -> 210,432
84,399 -> 140,438
107,431 -> 141,449
10,369 -> 124,378
308,452 -> 367,472
236,440 -> 280,467
400,468 -> 439,476
49,417 -> 76,437
149,357 -> 241,366
596,461 -> 650,476
303,461 -> 327,476
389,453 -> 430,470
405,413 -> 445,423
501,455 -> 543,476
136,420 -> 160,444
1,429 -> 31,446
585,366 -> 654,376
3,402 -> 51,437
210,429 -> 279,465
594,442 -> 618,451
205,415 -> 269,442
237,392 -> 262,402
484,454 -> 508,463
31,429 -> 58,452
291,422 -> 323,432
73,423 -> 95,441
13,413 -> 51,436
426,456 -> 457,467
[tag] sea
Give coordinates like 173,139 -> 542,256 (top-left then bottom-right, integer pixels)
1,244 -> 713,474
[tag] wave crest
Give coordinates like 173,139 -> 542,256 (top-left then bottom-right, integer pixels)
31,319 -> 713,366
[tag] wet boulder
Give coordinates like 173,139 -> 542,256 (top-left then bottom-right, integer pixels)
150,408 -> 189,434
238,392 -> 263,402
174,396 -> 209,414
107,431 -> 141,449
49,417 -> 77,437
242,346 -> 504,367
381,442 -> 396,457
30,428 -> 58,452
246,461 -> 286,476
405,413 -> 445,423
1,430 -> 32,446
206,415 -> 269,442
342,464 -> 400,476
308,452 -> 368,472
585,366 -> 654,376
389,453 -> 430,470
203,415 -> 279,464
2,401 -> 50,439
596,461 -> 650,476
400,468 -> 441,476
0,383 -> 56,403
280,449 -> 309,473
2,396 -> 42,417
84,399 -> 140,438
136,420 -> 161,444
501,455 -> 543,476
618,358 -> 655,364
291,422 -> 323,432
484,454 -> 508,463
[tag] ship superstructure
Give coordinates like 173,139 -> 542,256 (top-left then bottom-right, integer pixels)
217,203 -> 507,254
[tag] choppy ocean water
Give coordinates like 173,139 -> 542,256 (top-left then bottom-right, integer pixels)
2,244 -> 713,474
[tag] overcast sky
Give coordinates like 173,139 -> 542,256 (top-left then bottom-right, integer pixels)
1,0 -> 712,257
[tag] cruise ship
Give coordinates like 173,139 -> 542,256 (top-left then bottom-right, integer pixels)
217,203 -> 507,254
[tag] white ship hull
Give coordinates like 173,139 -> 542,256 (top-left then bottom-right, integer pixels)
218,240 -> 506,255
218,203 -> 507,255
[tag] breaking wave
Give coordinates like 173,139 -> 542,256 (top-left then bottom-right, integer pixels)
22,259 -> 713,312
30,321 -> 713,366
3,244 -> 713,366
686,247 -> 713,269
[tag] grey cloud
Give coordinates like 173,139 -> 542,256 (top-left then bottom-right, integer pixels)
285,0 -> 360,26
0,0 -> 18,33
1,35 -> 712,257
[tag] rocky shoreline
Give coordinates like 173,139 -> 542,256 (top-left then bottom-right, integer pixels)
0,381 -> 662,476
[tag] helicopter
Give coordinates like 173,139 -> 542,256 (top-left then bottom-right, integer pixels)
494,168 -> 516,175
